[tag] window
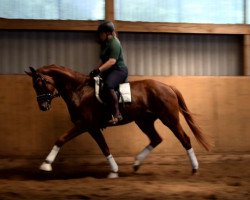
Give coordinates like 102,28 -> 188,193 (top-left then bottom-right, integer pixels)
115,0 -> 247,24
0,0 -> 105,20
247,0 -> 250,23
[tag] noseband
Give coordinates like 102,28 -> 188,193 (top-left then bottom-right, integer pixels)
37,93 -> 59,103
34,74 -> 60,103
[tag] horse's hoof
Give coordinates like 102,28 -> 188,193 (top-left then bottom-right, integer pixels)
40,162 -> 52,172
192,169 -> 198,175
133,164 -> 140,172
107,172 -> 119,179
133,160 -> 141,172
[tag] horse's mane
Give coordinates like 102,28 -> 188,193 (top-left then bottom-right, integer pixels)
37,64 -> 89,85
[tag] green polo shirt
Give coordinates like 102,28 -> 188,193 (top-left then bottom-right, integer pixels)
100,36 -> 126,69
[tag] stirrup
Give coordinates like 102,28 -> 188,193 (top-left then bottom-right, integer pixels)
108,114 -> 123,125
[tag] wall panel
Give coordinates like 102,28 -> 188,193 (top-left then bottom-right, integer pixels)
0,30 -> 99,74
120,33 -> 243,75
0,30 -> 243,75
0,75 -> 250,157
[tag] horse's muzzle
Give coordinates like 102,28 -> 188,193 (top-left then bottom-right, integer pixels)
39,101 -> 51,111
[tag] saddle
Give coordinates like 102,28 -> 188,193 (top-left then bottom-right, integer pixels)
94,76 -> 132,104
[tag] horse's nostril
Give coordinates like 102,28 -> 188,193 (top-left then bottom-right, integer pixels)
39,102 -> 50,111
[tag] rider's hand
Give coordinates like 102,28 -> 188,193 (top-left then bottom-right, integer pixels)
89,68 -> 100,78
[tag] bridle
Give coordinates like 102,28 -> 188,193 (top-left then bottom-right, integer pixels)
33,73 -> 60,103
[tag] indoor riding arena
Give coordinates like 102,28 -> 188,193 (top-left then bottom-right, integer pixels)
0,1 -> 250,200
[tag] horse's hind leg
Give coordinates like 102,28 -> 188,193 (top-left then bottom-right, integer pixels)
89,129 -> 119,178
164,119 -> 199,174
134,114 -> 163,171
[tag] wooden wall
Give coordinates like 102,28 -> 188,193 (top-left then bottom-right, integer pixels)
0,75 -> 250,158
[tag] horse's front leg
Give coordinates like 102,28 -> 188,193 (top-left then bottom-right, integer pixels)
40,125 -> 83,172
89,129 -> 119,178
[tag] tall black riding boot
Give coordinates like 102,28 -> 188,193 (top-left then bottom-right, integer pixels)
108,89 -> 123,125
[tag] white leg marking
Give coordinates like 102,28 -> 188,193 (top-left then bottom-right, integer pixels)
45,145 -> 60,163
107,154 -> 118,172
187,148 -> 199,170
134,145 -> 154,169
39,145 -> 60,171
40,162 -> 52,171
106,154 -> 119,178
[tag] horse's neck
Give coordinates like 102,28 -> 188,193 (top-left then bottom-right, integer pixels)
39,65 -> 90,100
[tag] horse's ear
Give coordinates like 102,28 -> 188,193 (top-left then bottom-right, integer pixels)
29,66 -> 37,74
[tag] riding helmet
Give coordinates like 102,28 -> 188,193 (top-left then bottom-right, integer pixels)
97,21 -> 115,33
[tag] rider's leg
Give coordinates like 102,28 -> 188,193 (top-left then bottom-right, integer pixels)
107,89 -> 123,124
102,68 -> 128,124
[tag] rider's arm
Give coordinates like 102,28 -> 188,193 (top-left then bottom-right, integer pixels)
97,60 -> 103,67
98,38 -> 120,72
99,58 -> 116,72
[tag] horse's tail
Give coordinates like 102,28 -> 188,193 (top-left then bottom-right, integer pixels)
170,86 -> 211,151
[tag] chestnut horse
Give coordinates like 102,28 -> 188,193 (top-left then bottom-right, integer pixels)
26,65 -> 210,178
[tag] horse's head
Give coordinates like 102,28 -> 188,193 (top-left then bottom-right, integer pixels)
26,67 -> 60,111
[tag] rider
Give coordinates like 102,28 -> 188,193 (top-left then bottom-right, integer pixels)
89,21 -> 128,125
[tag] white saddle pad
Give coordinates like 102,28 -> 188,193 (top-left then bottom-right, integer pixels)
118,82 -> 132,103
94,76 -> 132,104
